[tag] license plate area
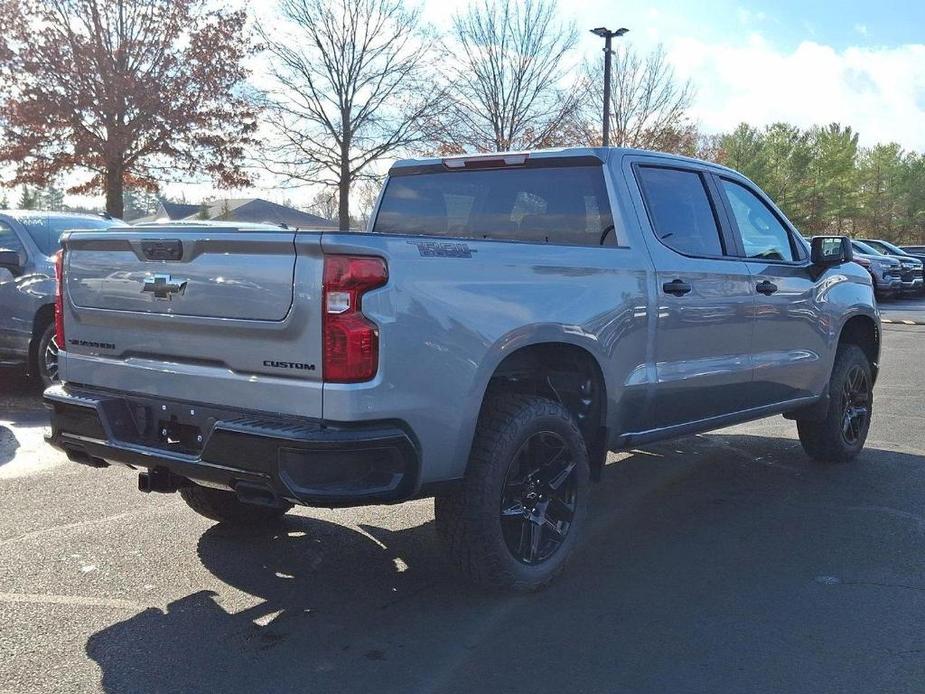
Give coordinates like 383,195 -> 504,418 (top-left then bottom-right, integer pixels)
157,417 -> 203,455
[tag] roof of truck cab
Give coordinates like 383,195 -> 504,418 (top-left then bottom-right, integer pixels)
390,146 -> 740,176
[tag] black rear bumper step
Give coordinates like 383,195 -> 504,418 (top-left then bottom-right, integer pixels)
44,385 -> 420,507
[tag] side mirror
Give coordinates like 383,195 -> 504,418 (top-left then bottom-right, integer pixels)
0,249 -> 22,276
811,236 -> 852,267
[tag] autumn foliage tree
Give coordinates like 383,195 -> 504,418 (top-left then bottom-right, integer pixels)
0,0 -> 257,218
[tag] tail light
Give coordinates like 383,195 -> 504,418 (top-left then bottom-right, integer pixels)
54,249 -> 66,351
322,255 -> 387,382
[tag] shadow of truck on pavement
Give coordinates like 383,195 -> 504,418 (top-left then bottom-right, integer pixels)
86,434 -> 925,694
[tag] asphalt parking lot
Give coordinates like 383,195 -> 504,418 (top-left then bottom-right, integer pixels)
1,324 -> 924,694
880,294 -> 925,325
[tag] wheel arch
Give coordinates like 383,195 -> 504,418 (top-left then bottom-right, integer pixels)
470,336 -> 610,480
837,313 -> 880,383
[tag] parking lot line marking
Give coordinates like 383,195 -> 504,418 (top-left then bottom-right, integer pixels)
881,318 -> 925,325
0,592 -> 141,610
0,507 -> 169,549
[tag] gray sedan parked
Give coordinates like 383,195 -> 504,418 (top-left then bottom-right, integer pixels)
0,211 -> 127,385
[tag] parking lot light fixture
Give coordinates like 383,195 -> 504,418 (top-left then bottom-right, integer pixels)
590,26 -> 629,147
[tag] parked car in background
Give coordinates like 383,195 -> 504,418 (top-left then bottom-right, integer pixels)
849,240 -> 903,300
0,211 -> 128,386
902,245 -> 925,255
860,239 -> 925,294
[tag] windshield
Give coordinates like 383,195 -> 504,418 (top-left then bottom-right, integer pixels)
870,239 -> 907,255
18,216 -> 128,256
852,240 -> 885,256
373,165 -> 614,246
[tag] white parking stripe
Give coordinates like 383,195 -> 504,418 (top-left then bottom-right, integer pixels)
0,592 -> 141,610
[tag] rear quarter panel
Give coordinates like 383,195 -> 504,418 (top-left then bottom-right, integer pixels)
321,232 -> 653,485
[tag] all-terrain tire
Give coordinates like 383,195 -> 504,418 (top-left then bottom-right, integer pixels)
179,484 -> 292,525
434,394 -> 591,592
797,344 -> 873,463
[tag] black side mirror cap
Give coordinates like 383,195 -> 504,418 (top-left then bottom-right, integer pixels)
810,236 -> 853,267
0,249 -> 22,276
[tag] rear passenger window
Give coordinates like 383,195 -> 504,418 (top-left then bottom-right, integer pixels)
637,167 -> 724,257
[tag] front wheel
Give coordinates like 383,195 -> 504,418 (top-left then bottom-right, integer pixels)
797,344 -> 873,463
435,394 -> 591,592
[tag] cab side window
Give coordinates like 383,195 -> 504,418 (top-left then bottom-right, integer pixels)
721,179 -> 796,262
636,166 -> 725,257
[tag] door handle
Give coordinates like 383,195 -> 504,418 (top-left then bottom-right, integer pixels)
662,279 -> 692,296
756,280 -> 778,295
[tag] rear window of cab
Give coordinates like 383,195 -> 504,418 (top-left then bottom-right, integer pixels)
373,165 -> 614,247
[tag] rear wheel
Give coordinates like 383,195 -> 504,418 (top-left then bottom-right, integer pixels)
36,323 -> 59,388
797,344 -> 873,462
179,484 -> 292,525
435,394 -> 591,592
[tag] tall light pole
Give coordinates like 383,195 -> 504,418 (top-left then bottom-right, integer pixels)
590,27 -> 629,147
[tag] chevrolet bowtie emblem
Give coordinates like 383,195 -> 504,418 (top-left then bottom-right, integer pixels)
142,274 -> 188,300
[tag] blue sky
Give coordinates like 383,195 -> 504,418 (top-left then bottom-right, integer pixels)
421,0 -> 925,150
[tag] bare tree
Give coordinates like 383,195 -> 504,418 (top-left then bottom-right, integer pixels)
307,188 -> 338,223
580,44 -> 696,153
433,0 -> 579,153
258,0 -> 443,230
354,178 -> 382,230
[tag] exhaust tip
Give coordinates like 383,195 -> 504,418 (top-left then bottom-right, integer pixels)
235,482 -> 281,508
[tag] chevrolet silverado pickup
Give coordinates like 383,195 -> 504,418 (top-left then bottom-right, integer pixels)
45,148 -> 880,591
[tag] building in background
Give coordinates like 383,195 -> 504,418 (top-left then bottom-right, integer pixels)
130,198 -> 337,229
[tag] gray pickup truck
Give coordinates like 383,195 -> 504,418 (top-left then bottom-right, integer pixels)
45,148 -> 880,591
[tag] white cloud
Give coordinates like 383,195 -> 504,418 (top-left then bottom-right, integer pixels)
854,23 -> 869,36
667,35 -> 925,149
736,8 -> 767,26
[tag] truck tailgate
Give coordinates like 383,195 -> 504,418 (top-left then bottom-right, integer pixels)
59,230 -> 325,419
67,233 -> 296,320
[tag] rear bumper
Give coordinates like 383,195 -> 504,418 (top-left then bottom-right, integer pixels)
44,385 -> 420,507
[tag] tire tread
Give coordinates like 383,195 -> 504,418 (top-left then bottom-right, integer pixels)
435,393 -> 589,592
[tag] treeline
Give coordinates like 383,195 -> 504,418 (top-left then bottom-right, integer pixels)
704,123 -> 925,244
0,0 -> 922,240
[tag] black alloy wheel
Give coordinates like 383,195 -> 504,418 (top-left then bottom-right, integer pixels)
500,431 -> 578,565
840,363 -> 871,446
37,323 -> 60,388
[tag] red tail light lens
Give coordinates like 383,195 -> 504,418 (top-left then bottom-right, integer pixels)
54,249 -> 66,351
322,255 -> 387,382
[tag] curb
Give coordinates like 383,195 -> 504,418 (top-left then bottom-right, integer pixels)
881,318 -> 925,325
